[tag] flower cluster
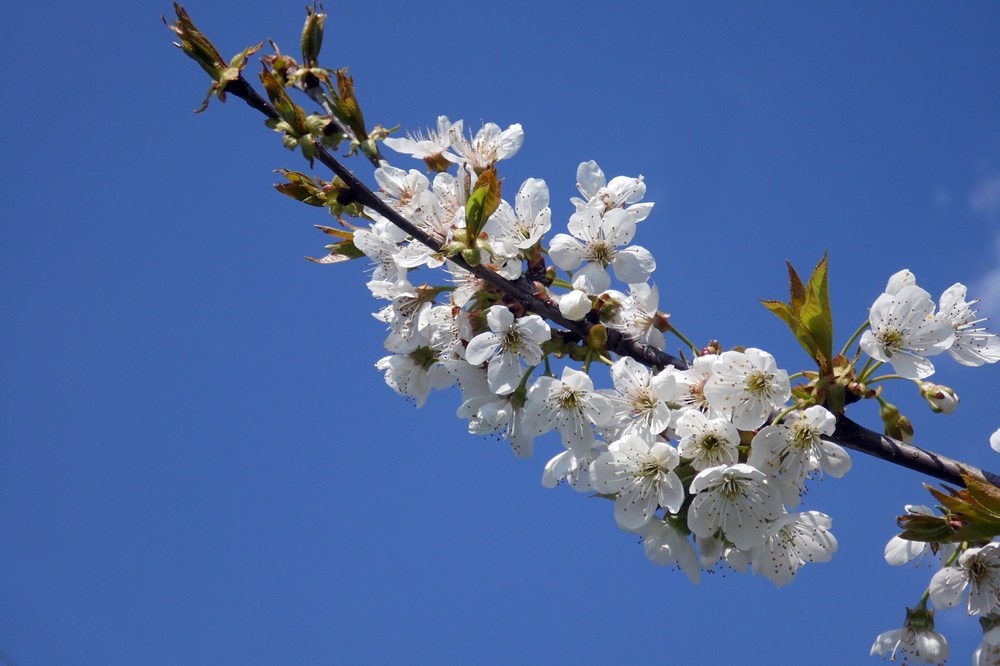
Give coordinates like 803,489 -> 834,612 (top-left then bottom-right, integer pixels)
349,117 -> 859,588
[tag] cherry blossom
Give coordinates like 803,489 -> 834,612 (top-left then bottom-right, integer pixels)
751,511 -> 837,587
938,283 -> 1000,367
465,305 -> 550,395
930,543 -> 1000,616
687,463 -> 783,550
675,410 -> 740,471
524,367 -> 614,458
548,207 -> 655,294
860,285 -> 954,380
703,349 -> 791,430
591,434 -> 685,529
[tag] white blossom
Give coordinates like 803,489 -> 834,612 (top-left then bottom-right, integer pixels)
558,289 -> 592,321
750,511 -> 837,587
446,120 -> 524,171
383,115 -> 454,160
374,165 -> 430,213
571,160 -> 653,223
675,410 -> 740,471
938,283 -> 1000,367
636,518 -> 701,583
687,463 -> 783,550
602,357 -> 677,441
549,207 -> 655,294
524,367 -> 614,458
603,283 -> 666,350
703,349 -> 791,431
930,543 -> 1000,615
541,448 -> 597,492
871,623 -> 949,665
747,406 -> 850,497
465,306 -> 550,395
591,435 -> 685,530
376,351 -> 453,408
860,285 -> 954,379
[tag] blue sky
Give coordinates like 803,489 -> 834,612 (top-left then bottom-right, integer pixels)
3,1 -> 1000,664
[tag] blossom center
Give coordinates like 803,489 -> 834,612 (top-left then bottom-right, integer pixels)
502,328 -> 523,351
879,328 -> 906,354
700,433 -> 722,451
587,241 -> 615,266
789,423 -> 818,450
637,458 -> 663,479
744,370 -> 774,397
558,386 -> 580,410
596,187 -> 616,211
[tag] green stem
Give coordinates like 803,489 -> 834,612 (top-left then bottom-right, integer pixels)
668,324 -> 699,354
866,374 -> 918,386
858,360 -> 885,383
840,320 -> 870,357
550,278 -> 574,290
772,405 -> 799,425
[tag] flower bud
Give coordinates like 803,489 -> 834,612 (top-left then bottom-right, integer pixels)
559,290 -> 592,321
920,382 -> 959,414
880,401 -> 914,443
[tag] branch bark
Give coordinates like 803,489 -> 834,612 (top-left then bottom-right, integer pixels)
223,75 -> 1000,491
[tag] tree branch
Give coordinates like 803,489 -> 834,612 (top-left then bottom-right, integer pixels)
222,75 -> 1000,491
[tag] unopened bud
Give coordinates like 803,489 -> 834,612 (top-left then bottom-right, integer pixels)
920,382 -> 959,414
300,4 -> 326,68
702,340 -> 722,356
559,290 -> 592,321
880,401 -> 914,443
422,152 -> 452,173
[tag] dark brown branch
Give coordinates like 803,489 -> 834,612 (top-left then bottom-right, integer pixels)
830,414 -> 1000,488
223,75 -> 1000,491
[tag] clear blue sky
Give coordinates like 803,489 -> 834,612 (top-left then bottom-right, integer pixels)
3,1 -> 1000,664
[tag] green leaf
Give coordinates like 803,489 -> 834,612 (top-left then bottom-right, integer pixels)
314,225 -> 353,240
465,185 -> 490,240
760,298 -> 819,361
306,237 -> 364,263
964,472 -> 1000,521
897,514 -> 960,543
786,261 -> 806,315
331,69 -> 368,141
464,167 -> 501,240
800,252 -> 834,365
